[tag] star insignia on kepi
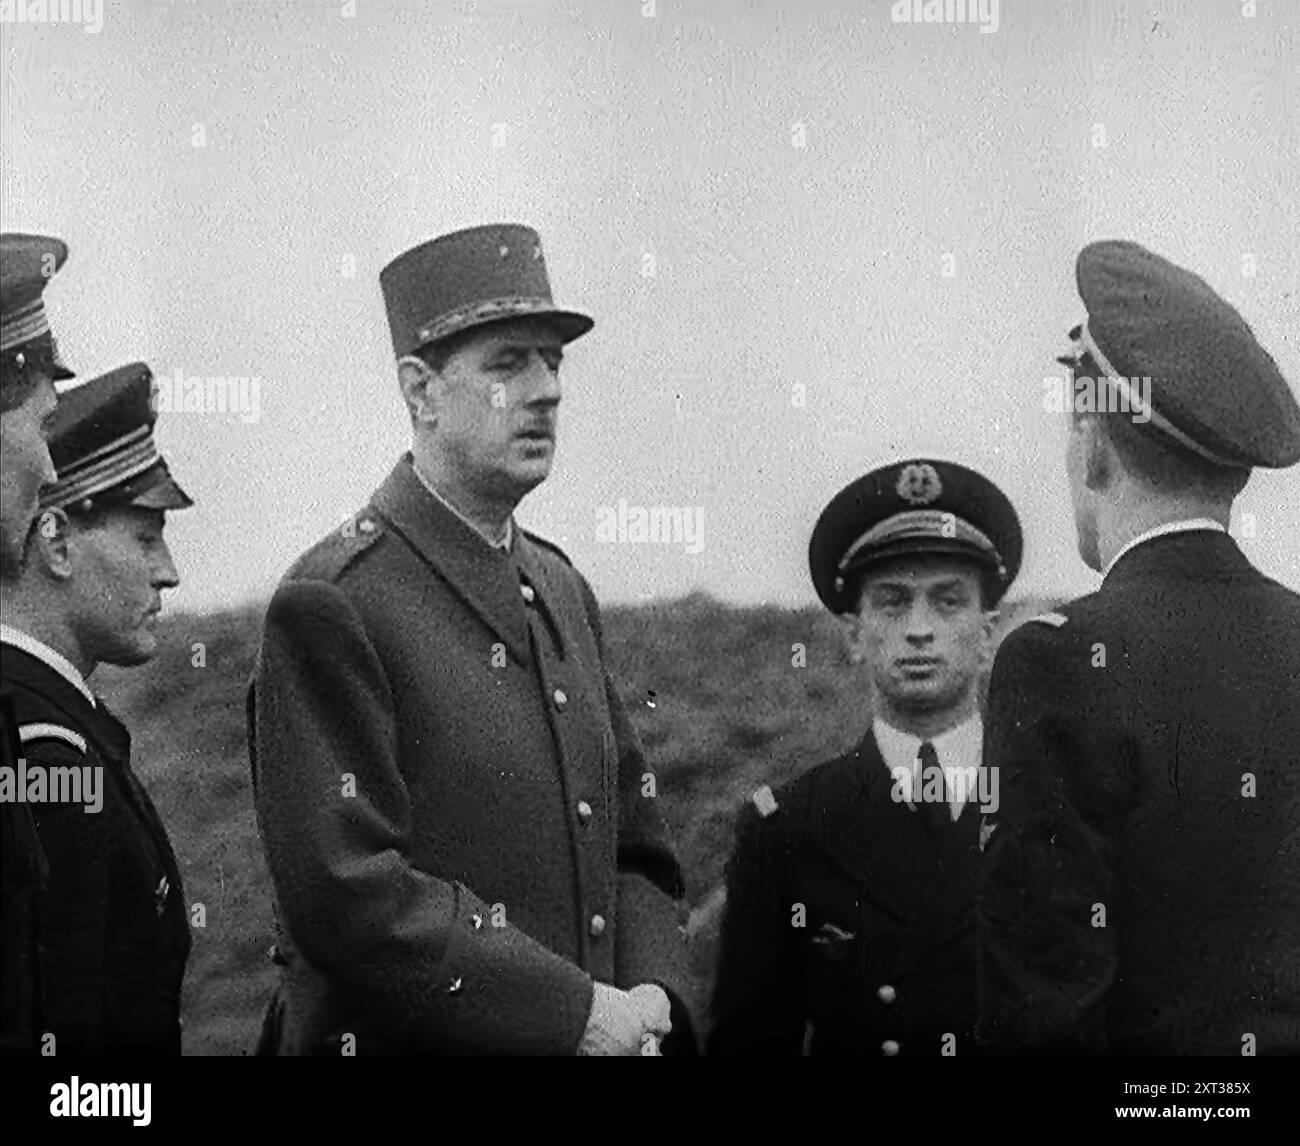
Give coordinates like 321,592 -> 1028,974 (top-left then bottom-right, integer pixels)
896,462 -> 942,505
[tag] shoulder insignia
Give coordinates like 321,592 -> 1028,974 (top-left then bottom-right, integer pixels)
1026,611 -> 1068,628
750,784 -> 779,818
521,529 -> 573,567
18,722 -> 87,753
289,511 -> 387,582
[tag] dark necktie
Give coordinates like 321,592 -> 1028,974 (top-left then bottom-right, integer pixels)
916,740 -> 951,832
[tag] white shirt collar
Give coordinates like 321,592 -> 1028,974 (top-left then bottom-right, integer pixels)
0,623 -> 97,708
873,713 -> 983,821
411,462 -> 513,552
1102,518 -> 1227,579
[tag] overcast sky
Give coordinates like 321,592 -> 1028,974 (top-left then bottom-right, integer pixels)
3,0 -> 1296,614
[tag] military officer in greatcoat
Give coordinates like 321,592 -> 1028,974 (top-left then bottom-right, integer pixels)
708,459 -> 1023,1056
0,362 -> 193,1055
977,241 -> 1300,1055
248,223 -> 696,1055
0,232 -> 74,1055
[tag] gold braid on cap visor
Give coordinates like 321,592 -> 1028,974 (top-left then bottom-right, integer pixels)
835,509 -> 1005,594
41,424 -> 159,511
0,297 -> 50,351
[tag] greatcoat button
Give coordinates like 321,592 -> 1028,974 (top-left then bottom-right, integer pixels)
878,984 -> 896,1004
881,1039 -> 900,1056
520,583 -> 535,604
589,914 -> 606,937
576,800 -> 593,823
553,688 -> 567,710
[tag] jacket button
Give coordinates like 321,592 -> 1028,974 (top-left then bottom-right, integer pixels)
881,1039 -> 900,1056
520,583 -> 535,604
877,985 -> 896,1004
576,800 -> 593,823
589,914 -> 606,937
553,688 -> 567,710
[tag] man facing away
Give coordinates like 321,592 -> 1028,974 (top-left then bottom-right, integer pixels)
977,240 -> 1300,1055
249,223 -> 695,1056
709,459 -> 1022,1056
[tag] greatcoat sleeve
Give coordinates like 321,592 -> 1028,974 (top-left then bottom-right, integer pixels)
577,579 -> 698,1053
975,621 -> 1127,1053
706,803 -> 806,1055
252,577 -> 595,1055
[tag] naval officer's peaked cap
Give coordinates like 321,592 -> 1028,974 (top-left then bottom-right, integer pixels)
380,223 -> 594,360
809,459 -> 1023,614
1,231 -> 75,384
1059,240 -> 1300,469
41,362 -> 193,514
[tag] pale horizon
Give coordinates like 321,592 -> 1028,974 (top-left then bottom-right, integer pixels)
3,0 -> 1296,618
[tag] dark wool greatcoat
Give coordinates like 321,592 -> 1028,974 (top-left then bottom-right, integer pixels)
248,456 -> 695,1055
977,532 -> 1300,1055
708,729 -> 987,1056
0,642 -> 190,1055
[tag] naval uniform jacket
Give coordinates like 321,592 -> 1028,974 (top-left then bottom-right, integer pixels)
707,728 -> 987,1056
247,456 -> 695,1055
977,531 -> 1300,1055
0,680 -> 47,1054
0,636 -> 190,1055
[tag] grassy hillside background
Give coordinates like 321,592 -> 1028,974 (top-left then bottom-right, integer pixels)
94,592 -> 1058,1054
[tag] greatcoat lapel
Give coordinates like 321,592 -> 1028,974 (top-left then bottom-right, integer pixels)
513,534 -> 588,663
369,456 -> 532,665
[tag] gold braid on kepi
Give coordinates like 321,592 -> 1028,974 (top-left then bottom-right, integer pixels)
380,223 -> 593,360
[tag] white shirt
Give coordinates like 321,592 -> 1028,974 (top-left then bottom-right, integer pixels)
0,623 -> 96,708
1103,518 -> 1226,579
411,462 -> 514,552
874,714 -> 982,822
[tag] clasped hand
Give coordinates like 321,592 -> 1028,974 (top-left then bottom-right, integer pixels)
578,982 -> 672,1056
